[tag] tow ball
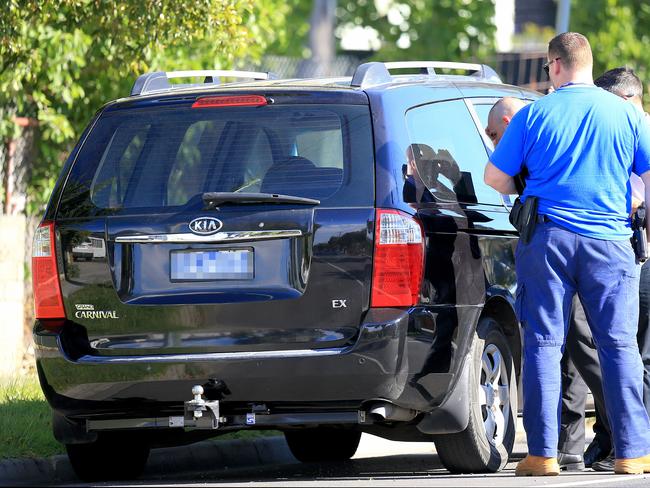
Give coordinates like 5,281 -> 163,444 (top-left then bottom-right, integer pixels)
183,385 -> 224,429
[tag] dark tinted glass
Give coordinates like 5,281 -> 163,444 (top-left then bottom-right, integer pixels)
59,103 -> 374,216
405,99 -> 501,206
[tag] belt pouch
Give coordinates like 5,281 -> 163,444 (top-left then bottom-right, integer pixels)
509,196 -> 539,244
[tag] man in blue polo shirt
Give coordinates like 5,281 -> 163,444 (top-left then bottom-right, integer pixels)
484,32 -> 650,476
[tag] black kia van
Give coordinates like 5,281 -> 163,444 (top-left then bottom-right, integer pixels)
32,62 -> 539,480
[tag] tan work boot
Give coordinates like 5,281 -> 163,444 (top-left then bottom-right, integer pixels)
515,455 -> 560,476
614,454 -> 650,474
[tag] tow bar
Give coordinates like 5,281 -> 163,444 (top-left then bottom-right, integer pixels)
86,384 -> 363,432
87,384 -> 226,431
182,385 -> 224,429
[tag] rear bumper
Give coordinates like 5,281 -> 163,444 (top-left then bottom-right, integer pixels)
35,309 -> 412,419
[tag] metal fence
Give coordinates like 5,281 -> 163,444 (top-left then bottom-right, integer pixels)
261,53 -> 550,93
493,51 -> 551,93
262,54 -> 365,79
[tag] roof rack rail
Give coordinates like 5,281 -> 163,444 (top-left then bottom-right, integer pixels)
350,61 -> 502,89
130,70 -> 278,96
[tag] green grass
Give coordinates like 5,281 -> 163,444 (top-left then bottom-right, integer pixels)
0,373 -> 279,460
219,429 -> 282,441
0,374 -> 64,459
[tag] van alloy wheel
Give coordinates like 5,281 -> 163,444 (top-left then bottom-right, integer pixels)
479,343 -> 511,447
434,317 -> 518,473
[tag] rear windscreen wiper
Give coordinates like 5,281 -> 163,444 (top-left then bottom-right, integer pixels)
203,192 -> 320,209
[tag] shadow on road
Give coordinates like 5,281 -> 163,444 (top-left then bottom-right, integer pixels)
147,451 -> 527,485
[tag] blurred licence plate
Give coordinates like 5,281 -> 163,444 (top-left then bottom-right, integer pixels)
171,249 -> 254,280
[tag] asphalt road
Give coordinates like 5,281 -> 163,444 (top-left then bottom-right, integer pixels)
58,434 -> 650,488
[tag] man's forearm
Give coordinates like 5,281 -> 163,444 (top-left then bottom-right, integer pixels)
492,177 -> 518,195
484,162 -> 519,195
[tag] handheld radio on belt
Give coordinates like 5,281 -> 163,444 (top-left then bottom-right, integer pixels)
632,202 -> 648,263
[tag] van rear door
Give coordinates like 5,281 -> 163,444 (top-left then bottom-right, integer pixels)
55,91 -> 375,356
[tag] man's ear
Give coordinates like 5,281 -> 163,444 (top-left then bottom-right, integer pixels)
502,115 -> 512,126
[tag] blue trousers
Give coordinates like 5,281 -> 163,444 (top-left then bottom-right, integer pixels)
515,221 -> 650,459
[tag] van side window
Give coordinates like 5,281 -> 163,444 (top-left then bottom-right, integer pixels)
405,100 -> 501,206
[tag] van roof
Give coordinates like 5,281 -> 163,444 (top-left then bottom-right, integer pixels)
128,61 -> 506,97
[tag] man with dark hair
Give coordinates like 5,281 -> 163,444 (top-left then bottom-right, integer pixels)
558,66 -> 650,472
596,67 -> 644,102
594,68 -> 646,213
484,32 -> 650,476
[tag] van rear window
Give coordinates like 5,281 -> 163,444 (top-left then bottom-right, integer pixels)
58,102 -> 374,216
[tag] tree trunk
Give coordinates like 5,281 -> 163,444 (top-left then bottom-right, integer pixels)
298,0 -> 337,78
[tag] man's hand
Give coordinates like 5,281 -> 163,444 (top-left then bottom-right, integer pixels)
484,161 -> 518,195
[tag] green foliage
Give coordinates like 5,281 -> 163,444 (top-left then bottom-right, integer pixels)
0,0 -> 289,214
265,0 -> 313,57
571,0 -> 650,89
337,0 -> 497,62
264,1 -> 497,63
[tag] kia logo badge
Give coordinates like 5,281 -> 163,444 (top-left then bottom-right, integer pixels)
189,217 -> 223,235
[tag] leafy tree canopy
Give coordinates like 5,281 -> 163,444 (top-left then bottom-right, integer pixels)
336,0 -> 496,62
571,0 -> 650,90
0,0 -> 288,212
266,0 -> 497,63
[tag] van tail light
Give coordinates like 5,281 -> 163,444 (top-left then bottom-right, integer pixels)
32,221 -> 66,323
371,209 -> 425,307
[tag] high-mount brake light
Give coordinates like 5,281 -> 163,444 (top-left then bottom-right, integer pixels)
371,209 -> 425,308
32,221 -> 66,321
192,95 -> 268,108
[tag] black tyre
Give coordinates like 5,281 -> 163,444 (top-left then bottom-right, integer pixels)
66,432 -> 150,481
434,317 -> 518,473
284,427 -> 361,462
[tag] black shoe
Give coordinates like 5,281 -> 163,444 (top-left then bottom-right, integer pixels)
592,452 -> 615,472
584,439 -> 611,468
557,452 -> 585,471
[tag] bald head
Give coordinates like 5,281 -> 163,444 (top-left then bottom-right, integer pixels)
486,97 -> 526,146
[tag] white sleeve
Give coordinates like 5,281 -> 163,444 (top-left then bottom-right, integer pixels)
631,172 -> 645,202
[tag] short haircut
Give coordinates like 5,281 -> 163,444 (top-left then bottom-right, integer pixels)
594,67 -> 643,99
548,32 -> 593,71
488,97 -> 526,121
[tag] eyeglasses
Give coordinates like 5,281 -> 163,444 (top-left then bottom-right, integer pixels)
543,57 -> 561,76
